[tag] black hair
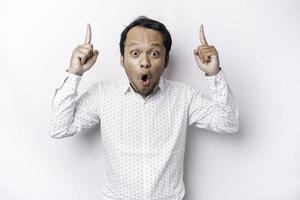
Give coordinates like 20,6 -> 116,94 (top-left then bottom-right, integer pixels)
119,16 -> 172,62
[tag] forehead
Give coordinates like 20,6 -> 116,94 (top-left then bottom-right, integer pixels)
125,26 -> 164,47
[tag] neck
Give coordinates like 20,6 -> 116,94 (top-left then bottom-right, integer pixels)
130,83 -> 154,99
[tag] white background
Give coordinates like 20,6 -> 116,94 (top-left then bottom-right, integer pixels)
1,0 -> 300,199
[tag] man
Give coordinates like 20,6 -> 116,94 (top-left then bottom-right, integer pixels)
49,16 -> 239,200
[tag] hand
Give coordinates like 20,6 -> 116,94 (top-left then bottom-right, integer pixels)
68,23 -> 99,76
193,24 -> 220,76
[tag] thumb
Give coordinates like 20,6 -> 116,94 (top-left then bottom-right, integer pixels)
193,49 -> 204,67
210,54 -> 219,67
84,50 -> 99,68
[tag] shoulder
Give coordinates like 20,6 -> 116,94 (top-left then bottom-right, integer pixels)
162,79 -> 198,108
163,79 -> 198,104
163,79 -> 195,94
95,78 -> 121,87
91,77 -> 124,94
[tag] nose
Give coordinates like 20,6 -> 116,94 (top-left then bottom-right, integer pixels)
140,54 -> 150,69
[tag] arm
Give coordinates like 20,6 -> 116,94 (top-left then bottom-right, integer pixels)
188,69 -> 239,134
188,24 -> 239,133
49,23 -> 100,138
49,72 -> 101,138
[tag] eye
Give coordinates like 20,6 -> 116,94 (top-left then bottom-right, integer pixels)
150,51 -> 160,57
130,50 -> 139,57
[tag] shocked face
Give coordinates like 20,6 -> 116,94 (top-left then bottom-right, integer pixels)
121,26 -> 168,98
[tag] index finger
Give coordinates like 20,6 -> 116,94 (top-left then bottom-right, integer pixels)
84,23 -> 92,44
199,24 -> 208,46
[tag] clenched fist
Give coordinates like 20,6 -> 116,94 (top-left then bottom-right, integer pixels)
67,23 -> 99,76
194,24 -> 221,76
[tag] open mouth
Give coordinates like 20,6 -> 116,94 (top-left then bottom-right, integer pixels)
142,74 -> 148,81
140,73 -> 151,87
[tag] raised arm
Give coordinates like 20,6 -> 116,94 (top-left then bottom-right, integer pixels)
188,25 -> 239,134
49,23 -> 100,138
187,70 -> 239,134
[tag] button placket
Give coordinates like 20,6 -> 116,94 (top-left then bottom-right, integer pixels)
136,95 -> 146,199
143,97 -> 154,199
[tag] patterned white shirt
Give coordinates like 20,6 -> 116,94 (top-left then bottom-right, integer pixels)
49,69 -> 239,200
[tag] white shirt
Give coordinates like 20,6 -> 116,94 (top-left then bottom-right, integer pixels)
49,69 -> 239,200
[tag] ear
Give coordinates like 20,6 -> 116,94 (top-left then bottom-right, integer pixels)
164,56 -> 169,68
120,56 -> 124,68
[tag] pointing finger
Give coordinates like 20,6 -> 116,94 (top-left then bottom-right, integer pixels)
199,24 -> 208,46
84,23 -> 92,44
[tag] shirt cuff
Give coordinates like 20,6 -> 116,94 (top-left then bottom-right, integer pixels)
54,71 -> 82,94
205,68 -> 227,89
66,71 -> 82,78
64,71 -> 82,91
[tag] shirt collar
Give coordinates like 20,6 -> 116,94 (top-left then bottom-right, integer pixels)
121,75 -> 165,95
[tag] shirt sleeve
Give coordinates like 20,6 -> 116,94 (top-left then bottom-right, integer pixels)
187,69 -> 239,134
49,72 -> 101,138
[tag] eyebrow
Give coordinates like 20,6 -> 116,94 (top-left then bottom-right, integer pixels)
127,42 -> 163,48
